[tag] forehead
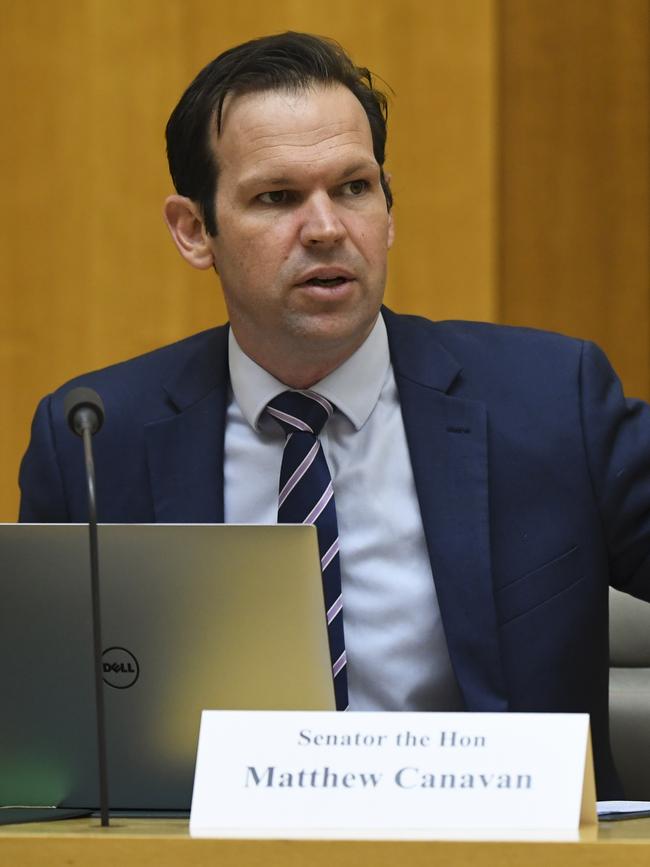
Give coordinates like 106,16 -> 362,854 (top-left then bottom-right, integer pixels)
213,84 -> 376,181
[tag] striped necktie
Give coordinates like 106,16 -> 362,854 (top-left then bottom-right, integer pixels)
266,390 -> 348,711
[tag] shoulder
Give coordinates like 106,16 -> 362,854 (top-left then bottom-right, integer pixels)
19,326 -> 230,521
385,308 -> 583,357
53,327 -> 226,392
46,326 -> 228,420
382,308 -> 590,392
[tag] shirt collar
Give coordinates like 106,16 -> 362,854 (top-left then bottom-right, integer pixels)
228,314 -> 390,432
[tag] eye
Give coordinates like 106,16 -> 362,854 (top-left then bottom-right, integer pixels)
257,190 -> 292,205
342,179 -> 369,196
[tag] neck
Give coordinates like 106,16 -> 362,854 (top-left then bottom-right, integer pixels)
261,356 -> 347,390
234,328 -> 376,389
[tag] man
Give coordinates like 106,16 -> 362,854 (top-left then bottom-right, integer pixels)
19,32 -> 650,799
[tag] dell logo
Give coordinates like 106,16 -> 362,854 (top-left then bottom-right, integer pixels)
102,646 -> 140,689
103,662 -> 136,674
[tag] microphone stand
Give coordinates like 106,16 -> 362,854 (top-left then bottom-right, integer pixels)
82,424 -> 110,828
65,387 -> 110,828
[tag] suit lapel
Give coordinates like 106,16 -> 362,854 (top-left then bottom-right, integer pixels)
145,327 -> 229,523
142,314 -> 507,709
384,309 -> 508,711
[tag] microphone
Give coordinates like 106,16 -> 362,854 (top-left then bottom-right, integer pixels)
64,387 -> 105,437
64,386 -> 110,827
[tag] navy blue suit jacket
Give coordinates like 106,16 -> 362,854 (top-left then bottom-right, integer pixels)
19,308 -> 650,799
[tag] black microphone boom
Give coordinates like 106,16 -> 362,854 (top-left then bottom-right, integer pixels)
64,386 -> 110,828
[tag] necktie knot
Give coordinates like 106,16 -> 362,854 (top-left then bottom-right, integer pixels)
266,390 -> 334,438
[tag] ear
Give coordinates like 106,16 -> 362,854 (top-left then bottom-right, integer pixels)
383,170 -> 395,249
163,195 -> 215,270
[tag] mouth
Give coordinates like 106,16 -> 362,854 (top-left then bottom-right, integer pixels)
295,269 -> 355,291
303,276 -> 348,288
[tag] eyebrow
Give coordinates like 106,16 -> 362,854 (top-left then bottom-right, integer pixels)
240,159 -> 379,190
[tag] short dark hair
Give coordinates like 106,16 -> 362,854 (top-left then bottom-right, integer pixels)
165,31 -> 392,236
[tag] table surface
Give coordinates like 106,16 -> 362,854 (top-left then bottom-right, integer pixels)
2,817 -> 650,867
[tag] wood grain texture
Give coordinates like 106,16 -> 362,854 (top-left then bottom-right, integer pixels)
0,0 -> 495,519
3,817 -> 650,867
498,0 -> 650,399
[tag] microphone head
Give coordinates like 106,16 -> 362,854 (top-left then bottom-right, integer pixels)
63,387 -> 106,436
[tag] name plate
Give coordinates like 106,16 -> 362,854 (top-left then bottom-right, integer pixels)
190,711 -> 595,839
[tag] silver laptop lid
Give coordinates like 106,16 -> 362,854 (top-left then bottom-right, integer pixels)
0,524 -> 334,810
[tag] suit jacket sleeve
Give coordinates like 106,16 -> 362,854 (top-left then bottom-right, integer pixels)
580,339 -> 650,599
19,395 -> 70,522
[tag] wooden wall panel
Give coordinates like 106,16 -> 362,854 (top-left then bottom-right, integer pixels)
498,0 -> 650,399
0,0 -> 495,520
2,1 -> 648,524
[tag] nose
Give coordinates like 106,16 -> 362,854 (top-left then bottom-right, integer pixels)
299,193 -> 346,247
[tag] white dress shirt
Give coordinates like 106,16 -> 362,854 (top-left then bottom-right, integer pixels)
224,313 -> 463,711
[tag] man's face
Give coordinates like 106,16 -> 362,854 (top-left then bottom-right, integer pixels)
207,84 -> 394,386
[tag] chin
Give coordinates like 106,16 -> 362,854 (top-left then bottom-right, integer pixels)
290,319 -> 374,366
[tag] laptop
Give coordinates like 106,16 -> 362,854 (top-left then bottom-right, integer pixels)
0,523 -> 334,811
